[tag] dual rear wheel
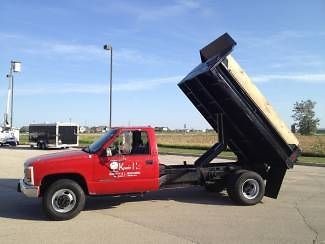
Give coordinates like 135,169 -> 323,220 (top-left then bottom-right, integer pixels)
227,170 -> 265,205
205,170 -> 265,205
37,142 -> 47,149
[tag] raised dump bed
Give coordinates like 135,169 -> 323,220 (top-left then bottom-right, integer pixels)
178,33 -> 300,198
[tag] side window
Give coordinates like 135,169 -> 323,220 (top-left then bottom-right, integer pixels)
131,131 -> 149,155
109,130 -> 149,156
109,131 -> 132,155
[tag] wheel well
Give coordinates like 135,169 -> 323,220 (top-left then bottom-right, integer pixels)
40,173 -> 88,196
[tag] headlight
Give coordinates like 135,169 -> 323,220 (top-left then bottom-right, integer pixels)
24,166 -> 34,185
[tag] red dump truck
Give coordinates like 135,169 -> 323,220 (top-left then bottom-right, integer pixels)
18,33 -> 300,220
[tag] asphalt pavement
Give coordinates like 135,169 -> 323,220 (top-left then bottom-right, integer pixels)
0,147 -> 324,244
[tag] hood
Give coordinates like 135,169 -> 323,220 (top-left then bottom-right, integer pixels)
24,150 -> 91,167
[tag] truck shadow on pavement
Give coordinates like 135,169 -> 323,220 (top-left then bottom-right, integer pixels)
0,179 -> 44,221
85,186 -> 233,211
0,179 -> 233,221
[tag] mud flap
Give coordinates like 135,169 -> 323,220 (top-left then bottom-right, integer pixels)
265,164 -> 287,198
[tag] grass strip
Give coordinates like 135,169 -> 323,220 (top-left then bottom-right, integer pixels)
158,146 -> 325,164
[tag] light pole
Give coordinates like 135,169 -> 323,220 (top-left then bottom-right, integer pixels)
103,44 -> 113,129
6,60 -> 21,129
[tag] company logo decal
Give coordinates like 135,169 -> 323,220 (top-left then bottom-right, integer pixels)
109,161 -> 141,178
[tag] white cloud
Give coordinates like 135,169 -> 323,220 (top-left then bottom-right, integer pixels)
96,1 -> 202,22
49,43 -> 103,56
0,32 -> 103,60
0,32 -> 22,40
239,30 -> 325,49
268,54 -> 325,69
15,37 -> 162,64
114,75 -> 182,91
22,41 -> 104,60
177,0 -> 201,9
13,72 -> 325,96
252,73 -> 325,83
10,75 -> 182,96
115,48 -> 162,65
0,31 -> 163,64
137,0 -> 201,20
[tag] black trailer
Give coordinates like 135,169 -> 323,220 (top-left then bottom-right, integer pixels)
29,123 -> 79,149
160,33 -> 300,205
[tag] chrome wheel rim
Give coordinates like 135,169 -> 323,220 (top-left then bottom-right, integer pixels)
52,189 -> 77,213
241,179 -> 259,200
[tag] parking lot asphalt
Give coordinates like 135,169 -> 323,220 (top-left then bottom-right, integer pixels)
0,147 -> 324,244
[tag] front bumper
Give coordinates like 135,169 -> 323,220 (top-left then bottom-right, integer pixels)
18,179 -> 39,198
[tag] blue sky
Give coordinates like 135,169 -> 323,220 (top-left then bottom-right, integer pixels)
0,0 -> 324,129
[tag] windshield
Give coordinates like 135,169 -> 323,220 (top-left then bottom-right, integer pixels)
87,129 -> 117,153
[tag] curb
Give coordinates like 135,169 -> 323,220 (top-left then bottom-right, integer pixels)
296,162 -> 325,168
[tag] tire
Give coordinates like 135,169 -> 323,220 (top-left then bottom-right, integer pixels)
42,179 -> 86,220
226,170 -> 248,201
41,143 -> 46,150
227,171 -> 265,205
205,180 -> 225,193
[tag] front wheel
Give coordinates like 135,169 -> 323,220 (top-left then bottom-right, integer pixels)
42,179 -> 85,220
227,171 -> 265,205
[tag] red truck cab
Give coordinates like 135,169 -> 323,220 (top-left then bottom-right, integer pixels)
19,127 -> 161,220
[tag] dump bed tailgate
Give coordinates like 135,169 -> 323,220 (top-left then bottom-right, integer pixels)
178,33 -> 300,198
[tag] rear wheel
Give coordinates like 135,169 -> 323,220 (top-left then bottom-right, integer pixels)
227,171 -> 265,205
42,179 -> 85,220
37,141 -> 47,149
10,141 -> 17,147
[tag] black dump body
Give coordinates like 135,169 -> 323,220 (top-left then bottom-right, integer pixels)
178,33 -> 300,198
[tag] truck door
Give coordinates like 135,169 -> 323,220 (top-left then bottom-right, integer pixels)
94,130 -> 159,195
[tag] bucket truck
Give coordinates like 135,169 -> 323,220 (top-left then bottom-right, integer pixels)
0,60 -> 21,146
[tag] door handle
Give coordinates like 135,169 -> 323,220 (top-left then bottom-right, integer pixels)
146,160 -> 154,165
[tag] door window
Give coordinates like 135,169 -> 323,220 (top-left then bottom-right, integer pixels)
109,130 -> 149,156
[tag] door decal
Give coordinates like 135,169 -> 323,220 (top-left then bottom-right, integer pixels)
109,161 -> 141,178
